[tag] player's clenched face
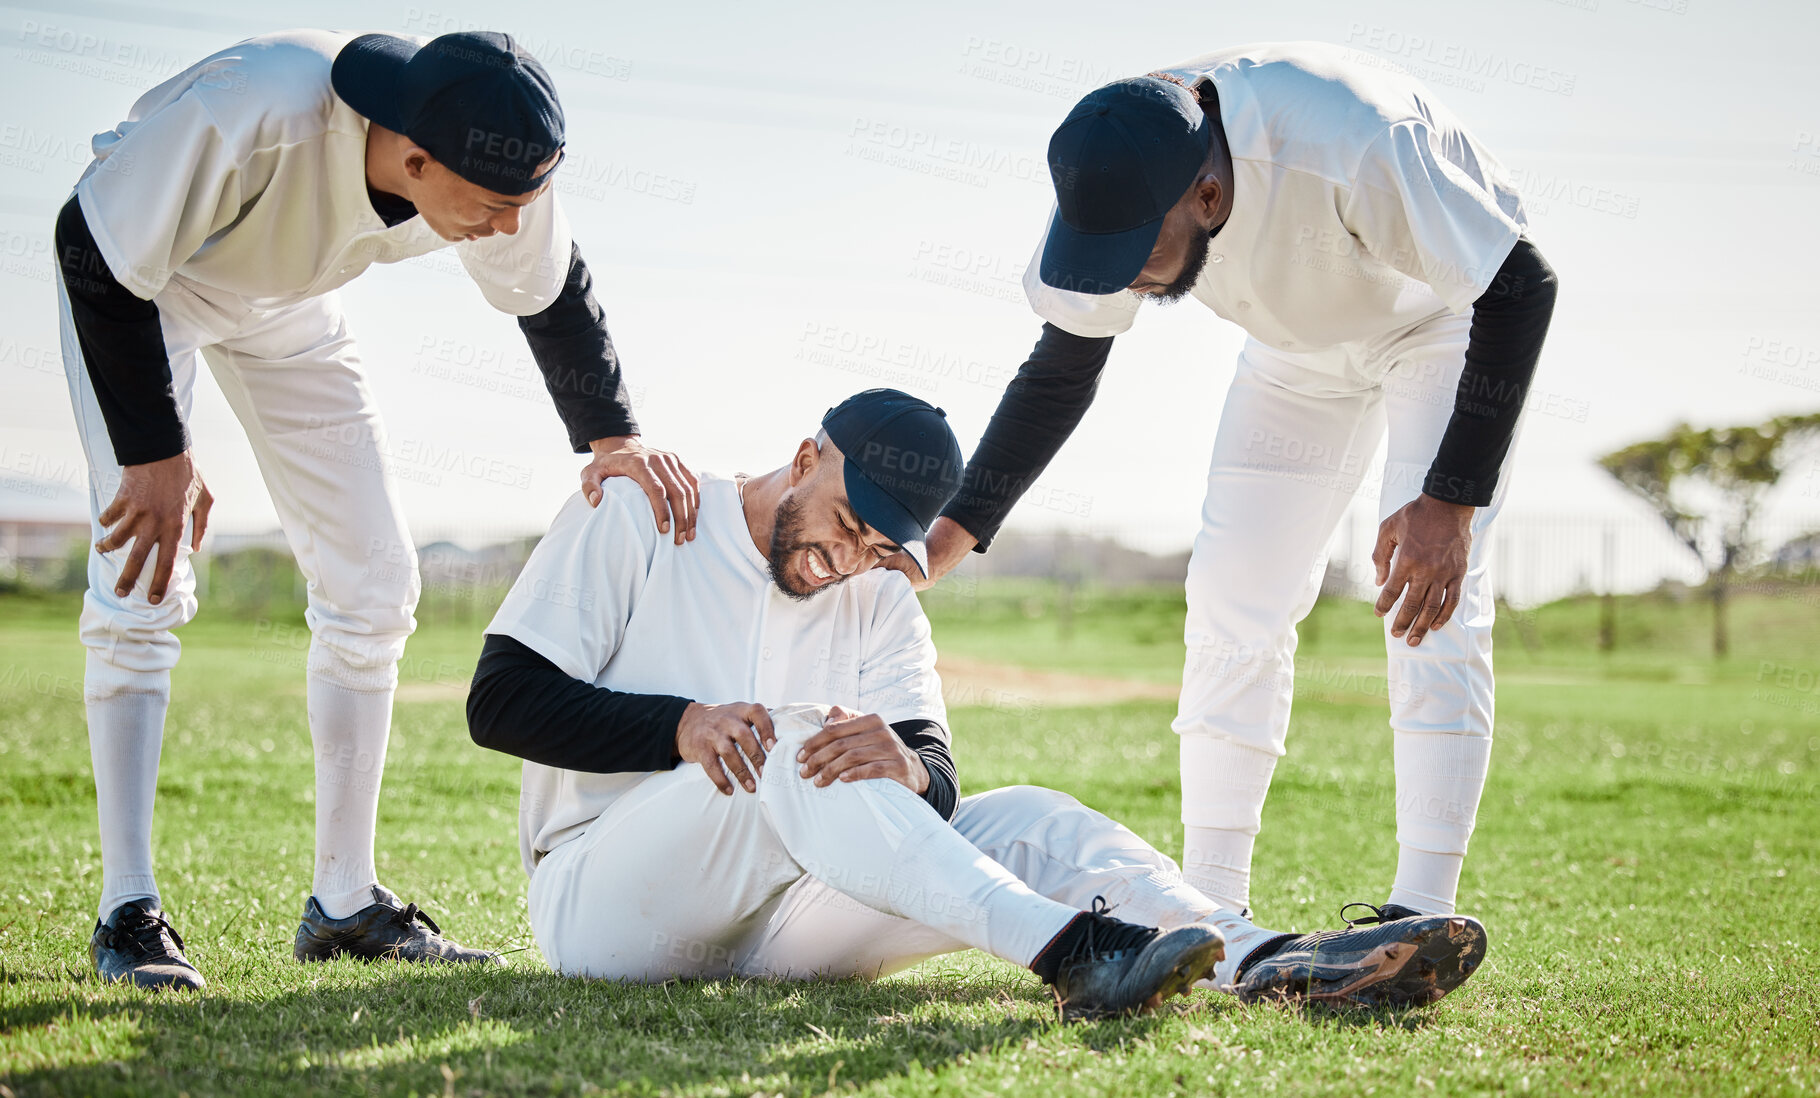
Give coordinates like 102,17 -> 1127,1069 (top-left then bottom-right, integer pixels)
766,441 -> 904,602
405,150 -> 559,242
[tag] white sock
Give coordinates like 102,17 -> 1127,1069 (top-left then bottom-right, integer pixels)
1387,729 -> 1492,915
87,658 -> 168,923
1181,826 -> 1257,916
307,676 -> 394,919
1178,735 -> 1278,916
1202,907 -> 1283,991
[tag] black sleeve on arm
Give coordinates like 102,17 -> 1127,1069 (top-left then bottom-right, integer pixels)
891,718 -> 958,821
466,632 -> 693,773
938,322 -> 1114,551
54,196 -> 189,466
518,243 -> 641,453
1421,237 -> 1559,507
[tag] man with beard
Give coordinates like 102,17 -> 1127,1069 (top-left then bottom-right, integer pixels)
905,45 -> 1559,1001
463,388 -> 1486,1010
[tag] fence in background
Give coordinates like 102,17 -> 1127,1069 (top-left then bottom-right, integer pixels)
5,511 -> 1819,616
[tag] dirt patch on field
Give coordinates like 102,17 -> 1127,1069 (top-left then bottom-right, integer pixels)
936,656 -> 1176,709
391,659 -> 1175,708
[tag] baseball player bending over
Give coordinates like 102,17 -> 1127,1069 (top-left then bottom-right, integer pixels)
466,389 -> 1485,1012
910,45 -> 1561,978
56,30 -> 696,990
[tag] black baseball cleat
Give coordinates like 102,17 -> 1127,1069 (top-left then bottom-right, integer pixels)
1232,902 -> 1486,1008
1034,898 -> 1226,1021
294,885 -> 501,965
90,899 -> 206,991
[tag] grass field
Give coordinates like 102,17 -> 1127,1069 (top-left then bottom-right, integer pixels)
2,584 -> 1818,1096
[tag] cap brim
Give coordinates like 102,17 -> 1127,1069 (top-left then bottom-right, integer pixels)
841,463 -> 930,580
330,33 -> 419,133
1038,206 -> 1165,297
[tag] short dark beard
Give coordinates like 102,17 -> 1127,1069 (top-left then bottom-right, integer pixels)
1151,226 -> 1213,303
766,495 -> 835,602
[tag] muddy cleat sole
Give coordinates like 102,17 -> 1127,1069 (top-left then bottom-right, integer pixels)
91,899 -> 206,991
1234,911 -> 1486,1009
294,885 -> 501,965
1045,899 -> 1226,1021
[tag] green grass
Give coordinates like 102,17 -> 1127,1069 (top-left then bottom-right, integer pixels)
2,587 -> 1818,1096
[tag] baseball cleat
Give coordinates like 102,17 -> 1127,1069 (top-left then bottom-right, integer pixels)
90,899 -> 207,991
294,885 -> 501,965
1045,899 -> 1226,1021
1232,902 -> 1486,1008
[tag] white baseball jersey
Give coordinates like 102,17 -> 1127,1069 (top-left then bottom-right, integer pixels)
485,473 -> 947,875
1026,41 -> 1526,356
73,28 -> 571,313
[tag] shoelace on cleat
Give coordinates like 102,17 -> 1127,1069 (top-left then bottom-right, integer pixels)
108,909 -> 186,962
388,902 -> 442,937
1062,896 -> 1157,971
1340,902 -> 1392,928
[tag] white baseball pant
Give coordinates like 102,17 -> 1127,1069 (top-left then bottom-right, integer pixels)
58,271 -> 419,922
1174,311 -> 1510,916
527,706 -> 1219,980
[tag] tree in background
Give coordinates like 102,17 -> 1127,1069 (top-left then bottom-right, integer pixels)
1598,412 -> 1820,656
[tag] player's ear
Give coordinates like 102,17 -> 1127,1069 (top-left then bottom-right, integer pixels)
1193,171 -> 1224,225
402,146 -> 435,182
789,438 -> 818,485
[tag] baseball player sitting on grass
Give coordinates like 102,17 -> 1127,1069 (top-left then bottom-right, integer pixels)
466,388 -> 1486,1014
57,29 -> 696,991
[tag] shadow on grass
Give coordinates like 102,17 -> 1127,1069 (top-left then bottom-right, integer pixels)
1,961 -> 1227,1097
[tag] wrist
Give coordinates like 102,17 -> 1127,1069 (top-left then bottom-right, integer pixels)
674,701 -> 702,759
589,435 -> 638,456
1417,492 -> 1475,519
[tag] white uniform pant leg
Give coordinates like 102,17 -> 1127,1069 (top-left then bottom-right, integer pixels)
57,274 -> 213,921
1375,314 -> 1511,914
735,785 -> 1224,980
527,709 -> 1077,981
204,294 -> 419,914
1174,341 -> 1385,913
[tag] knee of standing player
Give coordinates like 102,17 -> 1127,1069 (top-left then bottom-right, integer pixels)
304,614 -> 413,691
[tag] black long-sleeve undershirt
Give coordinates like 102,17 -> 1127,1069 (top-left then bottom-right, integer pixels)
938,238 -> 1558,545
53,196 -> 640,466
938,322 -> 1114,551
518,243 -> 642,451
466,633 -> 960,820
55,196 -> 188,466
1420,237 -> 1558,506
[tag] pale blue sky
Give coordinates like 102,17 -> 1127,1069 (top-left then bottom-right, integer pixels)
3,0 -> 1818,595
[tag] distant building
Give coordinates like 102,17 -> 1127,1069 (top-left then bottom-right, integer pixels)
0,472 -> 89,586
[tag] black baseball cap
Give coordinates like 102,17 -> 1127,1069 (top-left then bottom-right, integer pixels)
820,389 -> 965,580
332,31 -> 564,196
1040,76 -> 1212,296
